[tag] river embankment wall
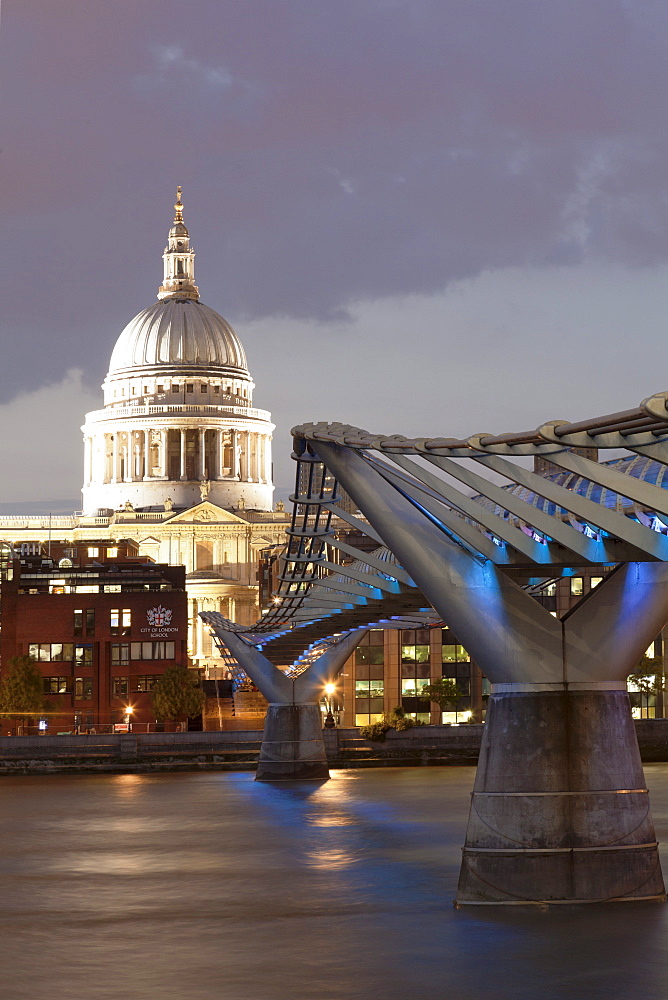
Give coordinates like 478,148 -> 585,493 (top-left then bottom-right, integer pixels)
0,720 -> 666,774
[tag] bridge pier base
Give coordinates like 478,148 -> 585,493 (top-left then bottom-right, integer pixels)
456,687 -> 666,905
256,704 -> 329,781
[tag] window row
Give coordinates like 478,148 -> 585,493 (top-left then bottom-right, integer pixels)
43,677 -> 93,699
402,643 -> 471,664
355,680 -> 384,698
29,643 -> 93,665
110,642 -> 176,665
112,675 -> 160,694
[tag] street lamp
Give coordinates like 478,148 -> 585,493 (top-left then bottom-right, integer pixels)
323,683 -> 336,729
125,705 -> 133,731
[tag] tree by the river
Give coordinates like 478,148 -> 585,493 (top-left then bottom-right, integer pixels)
422,678 -> 462,714
151,664 -> 205,723
0,655 -> 45,720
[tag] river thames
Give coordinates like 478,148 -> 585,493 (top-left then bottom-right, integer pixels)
1,765 -> 668,999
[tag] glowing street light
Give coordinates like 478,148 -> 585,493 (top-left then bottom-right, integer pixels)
323,683 -> 336,729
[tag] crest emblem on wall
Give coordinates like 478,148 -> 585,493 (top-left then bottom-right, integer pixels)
147,605 -> 172,627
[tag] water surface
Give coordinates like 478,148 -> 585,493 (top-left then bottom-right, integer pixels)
1,765 -> 667,999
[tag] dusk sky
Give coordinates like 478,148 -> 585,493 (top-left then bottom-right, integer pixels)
3,0 -> 668,510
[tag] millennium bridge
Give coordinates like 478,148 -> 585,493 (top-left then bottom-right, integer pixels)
203,388 -> 668,906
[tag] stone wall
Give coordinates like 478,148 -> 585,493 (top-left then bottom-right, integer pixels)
0,722 -> 666,774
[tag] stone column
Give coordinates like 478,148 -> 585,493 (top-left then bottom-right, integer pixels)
159,428 -> 167,477
251,433 -> 259,481
264,434 -> 270,482
127,432 -> 134,481
216,429 -> 225,479
83,436 -> 91,487
261,434 -> 268,483
199,428 -> 206,479
131,433 -> 140,481
111,432 -> 119,483
232,430 -> 240,479
180,429 -> 187,481
244,431 -> 251,481
143,428 -> 151,479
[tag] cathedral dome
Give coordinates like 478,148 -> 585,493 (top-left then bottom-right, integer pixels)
83,187 -> 274,517
107,298 -> 248,375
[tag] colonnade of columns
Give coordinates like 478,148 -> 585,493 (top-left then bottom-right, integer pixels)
83,426 -> 272,486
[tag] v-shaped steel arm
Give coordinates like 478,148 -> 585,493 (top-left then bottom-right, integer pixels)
204,614 -> 365,704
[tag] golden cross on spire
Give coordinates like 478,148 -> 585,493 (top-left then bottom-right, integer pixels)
174,185 -> 183,223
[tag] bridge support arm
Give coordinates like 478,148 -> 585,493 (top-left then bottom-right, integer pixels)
310,442 -> 668,904
204,615 -> 364,782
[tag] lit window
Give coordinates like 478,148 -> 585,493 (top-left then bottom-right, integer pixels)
590,576 -> 603,588
130,641 -> 175,660
87,547 -> 99,558
107,547 -> 118,558
134,675 -> 159,692
74,677 -> 93,700
112,677 -> 128,696
75,645 -> 93,667
110,609 -> 131,635
111,643 -> 130,666
30,643 -> 74,662
401,644 -> 430,663
43,677 -> 70,695
570,577 -> 584,596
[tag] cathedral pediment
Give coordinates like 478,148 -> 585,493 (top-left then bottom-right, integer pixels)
165,502 -> 249,525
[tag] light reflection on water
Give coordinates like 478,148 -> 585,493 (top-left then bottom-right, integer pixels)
0,766 -> 668,999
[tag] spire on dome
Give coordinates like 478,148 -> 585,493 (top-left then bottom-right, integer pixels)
174,185 -> 184,224
158,185 -> 200,302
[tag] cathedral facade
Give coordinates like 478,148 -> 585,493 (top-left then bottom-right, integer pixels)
0,191 -> 290,674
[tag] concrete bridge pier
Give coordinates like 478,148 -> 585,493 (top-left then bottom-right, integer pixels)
257,703 -> 329,781
458,685 -> 664,905
201,619 -> 364,781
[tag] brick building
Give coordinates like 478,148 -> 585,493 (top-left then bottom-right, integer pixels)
0,546 -> 188,733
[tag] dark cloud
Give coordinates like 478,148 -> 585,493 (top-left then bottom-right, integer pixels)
2,0 -> 668,404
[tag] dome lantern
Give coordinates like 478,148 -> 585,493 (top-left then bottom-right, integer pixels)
158,186 -> 200,302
